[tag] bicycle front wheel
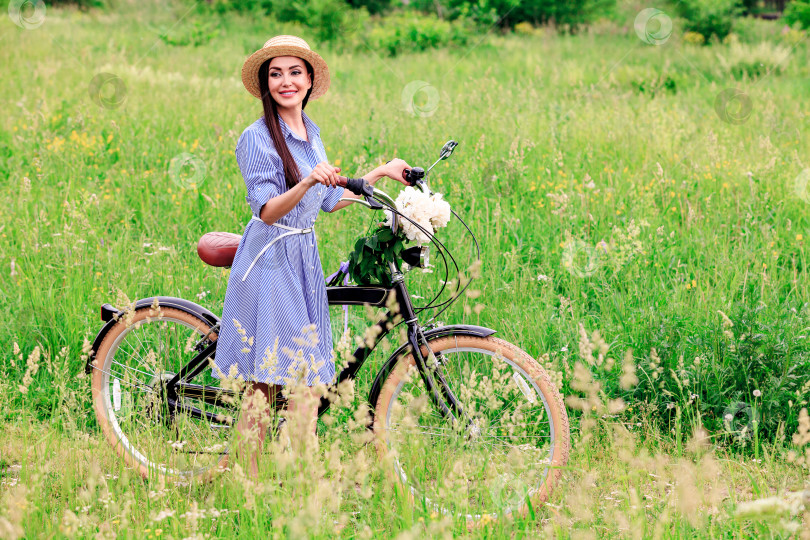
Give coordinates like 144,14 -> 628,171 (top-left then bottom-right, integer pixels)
91,305 -> 234,482
372,334 -> 570,524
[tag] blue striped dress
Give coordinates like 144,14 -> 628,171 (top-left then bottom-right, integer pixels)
212,110 -> 344,386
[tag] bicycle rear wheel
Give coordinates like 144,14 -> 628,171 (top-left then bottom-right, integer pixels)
372,334 -> 570,525
91,305 -> 234,482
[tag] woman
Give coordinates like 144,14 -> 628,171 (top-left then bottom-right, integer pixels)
213,35 -> 410,474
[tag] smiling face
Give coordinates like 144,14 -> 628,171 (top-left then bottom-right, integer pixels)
267,56 -> 312,112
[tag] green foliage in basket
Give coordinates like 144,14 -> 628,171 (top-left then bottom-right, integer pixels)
347,226 -> 406,287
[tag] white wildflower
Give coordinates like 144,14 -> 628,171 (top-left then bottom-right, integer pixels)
152,509 -> 176,522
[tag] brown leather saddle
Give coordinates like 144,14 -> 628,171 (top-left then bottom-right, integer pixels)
197,232 -> 241,268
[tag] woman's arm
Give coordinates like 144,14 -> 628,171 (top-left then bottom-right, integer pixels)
258,162 -> 341,225
256,177 -> 314,225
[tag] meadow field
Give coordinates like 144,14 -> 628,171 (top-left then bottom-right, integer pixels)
1,0 -> 810,537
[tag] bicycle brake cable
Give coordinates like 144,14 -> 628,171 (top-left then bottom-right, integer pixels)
418,208 -> 481,319
389,200 -> 479,317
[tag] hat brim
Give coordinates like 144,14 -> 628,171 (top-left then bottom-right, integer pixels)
241,46 -> 330,101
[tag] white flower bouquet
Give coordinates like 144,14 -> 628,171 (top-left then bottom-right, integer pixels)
384,186 -> 452,245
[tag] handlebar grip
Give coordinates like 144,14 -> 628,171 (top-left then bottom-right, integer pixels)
336,176 -> 368,196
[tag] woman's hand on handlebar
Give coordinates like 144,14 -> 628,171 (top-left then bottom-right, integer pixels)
380,158 -> 411,185
304,161 -> 341,188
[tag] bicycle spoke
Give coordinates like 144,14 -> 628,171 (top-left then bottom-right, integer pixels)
129,326 -> 159,369
96,367 -> 154,393
110,359 -> 155,380
114,343 -> 153,377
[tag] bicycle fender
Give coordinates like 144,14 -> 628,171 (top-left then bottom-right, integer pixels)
366,324 -> 496,417
85,296 -> 221,374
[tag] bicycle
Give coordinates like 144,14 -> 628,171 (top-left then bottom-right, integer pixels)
86,140 -> 571,523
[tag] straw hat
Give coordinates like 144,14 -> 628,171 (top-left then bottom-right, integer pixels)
241,35 -> 330,101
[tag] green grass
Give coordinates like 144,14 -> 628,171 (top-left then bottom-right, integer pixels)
1,1 -> 810,537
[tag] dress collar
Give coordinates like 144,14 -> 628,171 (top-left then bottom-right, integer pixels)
277,109 -> 320,143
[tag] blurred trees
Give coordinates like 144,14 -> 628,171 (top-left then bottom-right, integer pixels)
403,0 -> 615,29
784,0 -> 810,27
677,0 -> 743,42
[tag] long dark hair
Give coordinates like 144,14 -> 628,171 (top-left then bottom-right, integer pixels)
258,57 -> 315,190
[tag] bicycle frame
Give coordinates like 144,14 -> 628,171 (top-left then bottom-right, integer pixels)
317,263 -> 493,421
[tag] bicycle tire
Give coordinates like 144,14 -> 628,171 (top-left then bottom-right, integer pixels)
91,305 -> 233,482
372,334 -> 570,525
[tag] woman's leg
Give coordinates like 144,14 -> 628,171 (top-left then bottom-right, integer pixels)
285,384 -> 320,453
233,381 -> 279,476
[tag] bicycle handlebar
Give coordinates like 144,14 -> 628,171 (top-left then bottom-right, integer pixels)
334,175 -> 399,226
336,167 -> 413,192
334,169 -> 432,244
